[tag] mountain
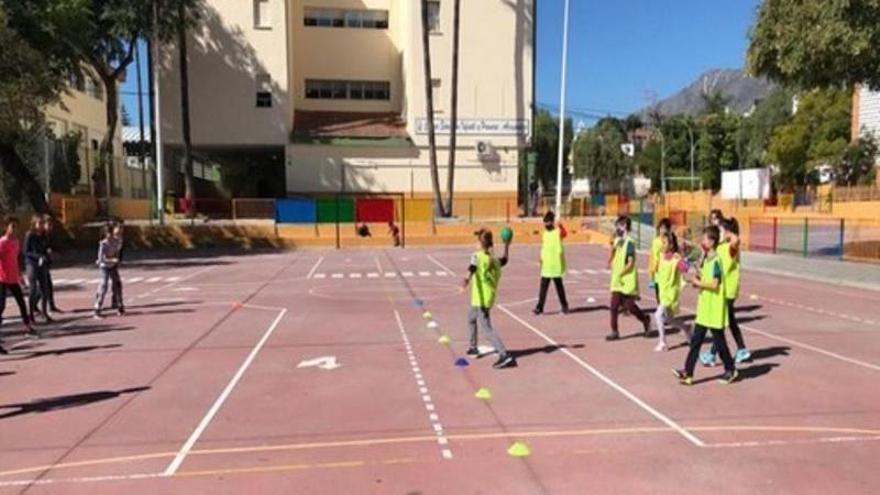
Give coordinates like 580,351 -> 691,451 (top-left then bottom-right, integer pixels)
645,68 -> 776,117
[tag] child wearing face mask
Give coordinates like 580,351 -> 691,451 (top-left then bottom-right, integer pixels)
533,211 -> 569,315
606,215 -> 651,341
674,225 -> 739,385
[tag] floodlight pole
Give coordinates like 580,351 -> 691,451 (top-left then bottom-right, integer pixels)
554,0 -> 570,215
152,4 -> 164,225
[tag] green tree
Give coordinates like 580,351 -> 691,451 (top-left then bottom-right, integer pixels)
0,0 -> 87,212
748,0 -> 880,89
701,91 -> 730,116
838,137 -> 877,186
571,117 -> 632,193
697,113 -> 741,191
529,109 -> 572,191
766,89 -> 851,190
737,87 -> 795,168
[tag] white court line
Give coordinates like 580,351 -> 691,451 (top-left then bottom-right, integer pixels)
146,277 -> 162,283
166,276 -> 182,283
127,277 -> 143,283
385,272 -> 397,278
331,273 -> 344,279
435,271 -> 448,277
427,254 -> 456,276
498,305 -> 705,447
402,271 -> 414,278
313,273 -> 326,279
367,273 -> 379,278
418,271 -> 431,277
164,308 -> 288,476
306,256 -> 325,279
69,278 -> 85,284
350,273 -> 362,279
585,269 -> 598,275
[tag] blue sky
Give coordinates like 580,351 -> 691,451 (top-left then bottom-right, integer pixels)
536,0 -> 762,124
122,1 -> 763,128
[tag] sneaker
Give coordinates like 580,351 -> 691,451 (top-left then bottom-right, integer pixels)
642,316 -> 652,336
654,342 -> 668,352
27,328 -> 41,340
605,331 -> 620,341
672,369 -> 693,386
561,306 -> 570,315
532,308 -> 543,316
0,344 -> 8,355
43,315 -> 54,323
700,351 -> 716,367
719,369 -> 740,384
117,308 -> 126,317
50,306 -> 63,313
93,312 -> 104,320
466,347 -> 480,357
493,354 -> 517,369
735,348 -> 751,363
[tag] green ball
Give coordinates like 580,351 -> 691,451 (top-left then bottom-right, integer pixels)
500,226 -> 514,243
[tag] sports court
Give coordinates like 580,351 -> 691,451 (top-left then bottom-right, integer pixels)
1,244 -> 879,494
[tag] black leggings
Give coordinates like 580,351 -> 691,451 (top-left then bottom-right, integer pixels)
536,277 -> 568,312
0,283 -> 31,327
610,292 -> 648,333
710,298 -> 746,354
26,263 -> 50,318
686,324 -> 735,375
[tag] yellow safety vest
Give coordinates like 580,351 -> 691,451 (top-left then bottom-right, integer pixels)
650,236 -> 663,279
471,251 -> 501,308
656,253 -> 682,314
717,241 -> 741,300
540,229 -> 566,278
695,253 -> 727,329
610,236 -> 638,296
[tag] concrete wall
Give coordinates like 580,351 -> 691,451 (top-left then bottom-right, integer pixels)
159,0 -> 292,146
286,143 -> 518,194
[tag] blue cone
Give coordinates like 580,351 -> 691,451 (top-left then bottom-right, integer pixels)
414,298 -> 424,307
454,357 -> 469,368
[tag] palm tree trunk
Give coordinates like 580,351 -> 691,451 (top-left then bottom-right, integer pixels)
177,2 -> 195,218
443,0 -> 461,217
420,0 -> 446,217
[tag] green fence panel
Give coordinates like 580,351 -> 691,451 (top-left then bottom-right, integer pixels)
316,198 -> 355,223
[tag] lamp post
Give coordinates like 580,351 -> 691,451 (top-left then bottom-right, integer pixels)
554,0 -> 571,215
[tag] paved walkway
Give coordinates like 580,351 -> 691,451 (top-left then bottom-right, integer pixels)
741,251 -> 880,291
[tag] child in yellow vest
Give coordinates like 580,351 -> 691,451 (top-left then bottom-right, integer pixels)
463,229 -> 516,369
606,216 -> 651,341
701,217 -> 750,365
674,226 -> 739,385
649,218 -> 672,302
533,211 -> 569,315
652,231 -> 692,352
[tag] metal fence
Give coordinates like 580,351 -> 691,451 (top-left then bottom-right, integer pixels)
747,217 -> 880,262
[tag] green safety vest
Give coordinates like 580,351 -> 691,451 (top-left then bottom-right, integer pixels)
695,253 -> 727,329
610,236 -> 639,296
471,251 -> 501,308
540,229 -> 566,278
656,254 -> 682,314
717,241 -> 741,300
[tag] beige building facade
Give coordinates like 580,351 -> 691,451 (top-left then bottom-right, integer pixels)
159,0 -> 534,199
851,85 -> 880,186
44,73 -> 125,196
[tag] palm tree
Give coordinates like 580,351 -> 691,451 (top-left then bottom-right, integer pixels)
420,0 -> 446,217
443,0 -> 461,217
176,0 -> 195,217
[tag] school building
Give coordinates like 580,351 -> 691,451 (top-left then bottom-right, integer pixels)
852,85 -> 880,187
157,0 -> 535,203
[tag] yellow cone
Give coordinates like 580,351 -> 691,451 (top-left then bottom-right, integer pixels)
422,311 -> 433,320
438,335 -> 451,345
474,387 -> 492,400
749,294 -> 759,301
507,441 -> 531,457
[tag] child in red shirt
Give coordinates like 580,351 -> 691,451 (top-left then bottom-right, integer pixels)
0,216 -> 36,352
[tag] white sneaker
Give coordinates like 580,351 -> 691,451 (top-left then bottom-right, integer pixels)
654,342 -> 668,352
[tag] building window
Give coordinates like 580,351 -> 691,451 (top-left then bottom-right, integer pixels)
254,0 -> 271,29
86,77 -> 104,101
256,74 -> 272,107
305,80 -> 390,101
427,1 -> 441,32
305,7 -> 388,29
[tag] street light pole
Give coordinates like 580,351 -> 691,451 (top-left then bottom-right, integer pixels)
688,125 -> 695,191
152,3 -> 164,225
554,0 -> 570,215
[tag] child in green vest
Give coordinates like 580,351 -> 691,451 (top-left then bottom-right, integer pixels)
463,229 -> 517,369
648,218 -> 672,302
606,216 -> 651,341
701,217 -> 750,365
674,226 -> 739,385
652,231 -> 692,352
533,211 -> 569,315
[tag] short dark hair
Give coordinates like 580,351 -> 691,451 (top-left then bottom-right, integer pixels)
476,228 -> 494,249
721,217 -> 739,235
543,211 -> 555,223
657,218 -> 672,231
710,209 -> 724,222
616,215 -> 631,231
703,225 -> 720,248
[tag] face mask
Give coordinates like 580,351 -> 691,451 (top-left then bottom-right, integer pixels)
615,226 -> 625,237
700,239 -> 712,252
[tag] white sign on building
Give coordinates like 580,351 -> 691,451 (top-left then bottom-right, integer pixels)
721,168 -> 771,200
415,118 -> 530,136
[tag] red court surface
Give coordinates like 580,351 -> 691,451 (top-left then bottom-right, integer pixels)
1,244 -> 879,494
